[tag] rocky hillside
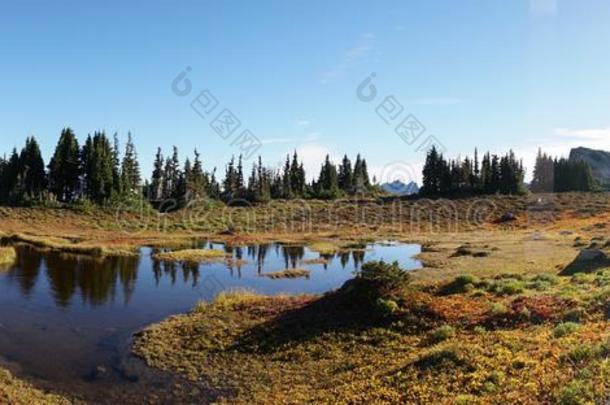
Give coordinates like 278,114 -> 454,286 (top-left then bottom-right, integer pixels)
381,180 -> 419,196
569,147 -> 610,188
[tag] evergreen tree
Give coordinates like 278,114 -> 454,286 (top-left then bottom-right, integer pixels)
150,148 -> 164,201
490,154 -> 500,194
120,132 -> 142,195
316,155 -> 340,199
531,149 -> 555,193
473,148 -> 480,191
282,155 -> 293,199
3,149 -> 21,202
553,158 -> 596,192
422,146 -> 440,195
162,146 -> 180,200
352,154 -> 371,193
19,136 -> 47,199
208,168 -> 221,199
338,155 -> 354,194
112,133 -> 122,196
184,149 -> 209,200
236,155 -> 245,195
290,151 -> 305,197
48,128 -> 80,202
248,156 -> 271,203
81,132 -> 117,203
223,156 -> 237,199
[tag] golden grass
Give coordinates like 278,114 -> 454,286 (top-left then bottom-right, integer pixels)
5,233 -> 137,257
300,258 -> 329,265
412,230 -> 581,284
307,241 -> 342,255
0,247 -> 16,267
262,269 -> 311,279
134,261 -> 610,404
199,289 -> 264,311
152,248 -> 227,263
0,368 -> 71,405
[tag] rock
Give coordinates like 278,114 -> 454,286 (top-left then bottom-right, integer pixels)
560,249 -> 610,275
83,365 -> 109,381
569,147 -> 610,188
497,212 -> 517,223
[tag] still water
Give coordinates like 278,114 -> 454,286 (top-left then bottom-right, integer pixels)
0,241 -> 421,403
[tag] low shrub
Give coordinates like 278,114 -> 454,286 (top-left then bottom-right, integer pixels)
488,279 -> 525,296
429,325 -> 456,343
553,322 -> 580,338
440,275 -> 481,295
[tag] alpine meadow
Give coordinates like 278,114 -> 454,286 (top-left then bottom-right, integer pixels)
1,1 -> 610,404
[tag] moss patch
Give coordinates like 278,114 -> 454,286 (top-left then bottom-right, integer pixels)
152,248 -> 227,264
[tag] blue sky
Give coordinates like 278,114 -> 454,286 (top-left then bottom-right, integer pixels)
1,0 -> 609,184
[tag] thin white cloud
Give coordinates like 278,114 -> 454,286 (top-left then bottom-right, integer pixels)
260,137 -> 295,145
369,161 -> 424,186
295,120 -> 311,127
555,127 -> 610,140
304,132 -> 321,142
529,0 -> 558,17
321,32 -> 376,84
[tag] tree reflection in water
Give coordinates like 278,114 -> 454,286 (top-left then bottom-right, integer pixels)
3,242 -> 373,308
5,244 -> 139,308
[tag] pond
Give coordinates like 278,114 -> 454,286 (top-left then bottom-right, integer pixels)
0,241 -> 422,403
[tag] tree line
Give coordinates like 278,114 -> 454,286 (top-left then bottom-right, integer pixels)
530,149 -> 597,193
0,129 -> 375,209
421,146 -> 526,196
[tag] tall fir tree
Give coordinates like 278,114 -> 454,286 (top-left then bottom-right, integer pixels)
18,136 -> 47,199
282,155 -> 293,199
316,155 -> 340,199
48,128 -> 80,202
338,155 -> 354,194
120,132 -> 142,195
150,148 -> 164,201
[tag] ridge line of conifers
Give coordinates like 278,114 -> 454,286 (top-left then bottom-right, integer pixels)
0,129 -> 374,207
0,130 -> 598,209
419,146 -> 597,197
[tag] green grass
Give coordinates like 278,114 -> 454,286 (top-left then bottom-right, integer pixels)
262,269 -> 311,279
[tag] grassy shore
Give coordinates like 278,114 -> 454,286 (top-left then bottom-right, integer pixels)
0,368 -> 71,405
0,193 -> 607,265
3,193 -> 610,402
1,192 -> 610,254
134,254 -> 610,404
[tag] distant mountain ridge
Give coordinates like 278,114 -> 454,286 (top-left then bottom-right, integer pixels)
569,147 -> 610,188
381,180 -> 419,196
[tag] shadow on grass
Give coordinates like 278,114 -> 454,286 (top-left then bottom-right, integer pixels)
232,287 -> 391,354
560,249 -> 610,276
